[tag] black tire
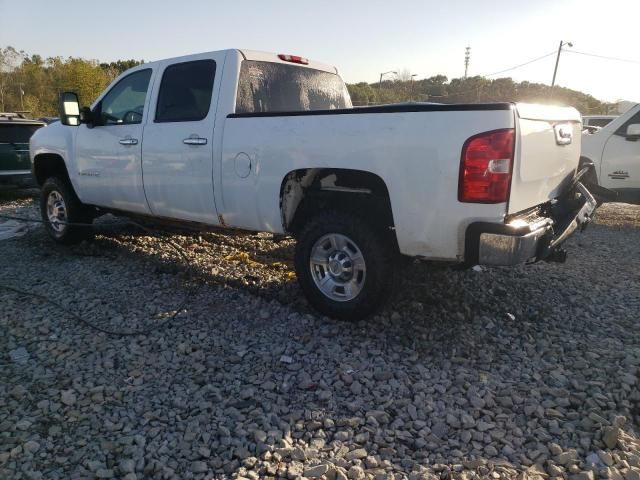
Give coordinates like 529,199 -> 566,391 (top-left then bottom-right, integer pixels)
40,176 -> 94,244
294,211 -> 396,320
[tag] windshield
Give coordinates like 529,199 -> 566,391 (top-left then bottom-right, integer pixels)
0,124 -> 43,143
236,60 -> 352,114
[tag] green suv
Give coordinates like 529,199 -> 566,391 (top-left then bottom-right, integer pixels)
0,113 -> 46,186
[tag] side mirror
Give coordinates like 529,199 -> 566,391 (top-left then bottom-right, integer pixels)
80,106 -> 95,127
625,123 -> 640,141
58,92 -> 81,126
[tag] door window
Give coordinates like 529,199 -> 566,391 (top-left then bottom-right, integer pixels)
155,60 -> 216,123
99,69 -> 152,125
0,124 -> 43,143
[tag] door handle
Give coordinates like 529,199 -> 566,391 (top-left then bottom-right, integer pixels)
119,137 -> 138,146
183,136 -> 207,146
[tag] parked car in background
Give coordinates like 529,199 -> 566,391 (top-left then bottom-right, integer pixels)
582,115 -> 617,128
38,117 -> 59,125
581,104 -> 640,204
30,49 -> 596,319
0,113 -> 45,187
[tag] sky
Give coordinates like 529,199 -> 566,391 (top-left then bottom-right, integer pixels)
1,0 -> 638,102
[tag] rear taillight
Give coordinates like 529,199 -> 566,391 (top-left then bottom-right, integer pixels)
278,54 -> 309,65
458,128 -> 515,203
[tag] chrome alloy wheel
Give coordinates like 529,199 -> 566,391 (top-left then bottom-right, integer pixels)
46,190 -> 67,233
309,233 -> 366,302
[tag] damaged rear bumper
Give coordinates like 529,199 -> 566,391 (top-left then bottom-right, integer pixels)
465,182 -> 597,266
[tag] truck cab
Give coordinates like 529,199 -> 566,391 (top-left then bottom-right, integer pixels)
582,104 -> 640,204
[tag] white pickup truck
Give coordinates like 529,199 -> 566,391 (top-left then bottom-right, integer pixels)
30,49 -> 597,319
581,103 -> 640,204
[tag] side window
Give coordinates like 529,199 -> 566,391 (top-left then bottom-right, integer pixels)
591,118 -> 612,128
155,60 -> 216,123
615,111 -> 640,137
99,69 -> 152,125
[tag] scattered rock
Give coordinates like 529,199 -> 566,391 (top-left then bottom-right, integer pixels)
603,427 -> 621,450
60,389 -> 77,406
345,448 -> 368,461
305,464 -> 330,478
1,194 -> 638,480
119,459 -> 135,474
9,347 -> 30,364
348,465 -> 366,480
191,461 -> 208,473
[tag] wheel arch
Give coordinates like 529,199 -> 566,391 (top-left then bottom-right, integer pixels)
279,167 -> 398,250
579,155 -> 599,185
32,152 -> 71,187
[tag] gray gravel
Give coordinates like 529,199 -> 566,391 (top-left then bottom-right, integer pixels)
1,188 -> 639,480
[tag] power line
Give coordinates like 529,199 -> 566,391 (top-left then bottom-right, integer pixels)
565,50 -> 640,65
482,51 -> 557,77
435,51 -> 557,99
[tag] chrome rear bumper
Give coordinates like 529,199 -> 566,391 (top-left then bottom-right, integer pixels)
466,182 -> 597,266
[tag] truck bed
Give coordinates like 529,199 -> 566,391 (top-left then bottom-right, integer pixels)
221,102 -> 581,261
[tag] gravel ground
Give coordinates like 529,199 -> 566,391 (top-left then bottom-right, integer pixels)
1,189 -> 639,480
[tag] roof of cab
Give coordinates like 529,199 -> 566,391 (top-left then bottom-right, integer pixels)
237,49 -> 338,74
141,49 -> 338,75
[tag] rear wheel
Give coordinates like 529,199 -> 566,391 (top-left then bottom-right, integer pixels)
40,176 -> 94,244
294,211 -> 396,320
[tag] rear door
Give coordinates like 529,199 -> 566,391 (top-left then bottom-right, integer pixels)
142,54 -> 223,223
508,104 -> 582,214
600,108 -> 640,202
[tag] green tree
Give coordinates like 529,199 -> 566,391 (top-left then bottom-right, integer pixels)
347,71 -> 610,114
99,59 -> 144,79
348,82 -> 377,106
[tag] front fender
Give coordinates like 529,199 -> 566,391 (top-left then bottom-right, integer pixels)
30,122 -> 78,183
30,122 -> 75,162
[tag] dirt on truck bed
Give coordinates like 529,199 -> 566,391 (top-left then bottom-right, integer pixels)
1,189 -> 639,480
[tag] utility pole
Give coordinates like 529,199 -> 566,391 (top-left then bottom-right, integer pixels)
410,74 -> 417,101
551,40 -> 573,88
18,83 -> 24,111
464,46 -> 471,78
378,71 -> 397,92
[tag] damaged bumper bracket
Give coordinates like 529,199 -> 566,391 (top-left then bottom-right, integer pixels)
465,181 -> 597,266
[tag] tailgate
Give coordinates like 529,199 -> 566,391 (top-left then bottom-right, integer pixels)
508,103 -> 582,214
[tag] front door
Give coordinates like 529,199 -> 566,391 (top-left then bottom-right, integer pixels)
141,56 -> 221,224
75,68 -> 153,213
601,109 -> 640,203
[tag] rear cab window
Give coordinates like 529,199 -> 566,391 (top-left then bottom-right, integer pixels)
235,60 -> 352,114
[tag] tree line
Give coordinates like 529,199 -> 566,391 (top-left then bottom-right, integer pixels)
0,46 -> 143,117
348,75 -> 611,114
0,46 -> 611,118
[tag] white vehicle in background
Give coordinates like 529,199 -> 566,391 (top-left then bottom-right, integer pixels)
30,49 -> 597,319
581,103 -> 640,204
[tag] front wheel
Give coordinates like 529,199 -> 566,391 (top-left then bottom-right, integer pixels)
294,211 -> 396,320
40,176 -> 94,244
